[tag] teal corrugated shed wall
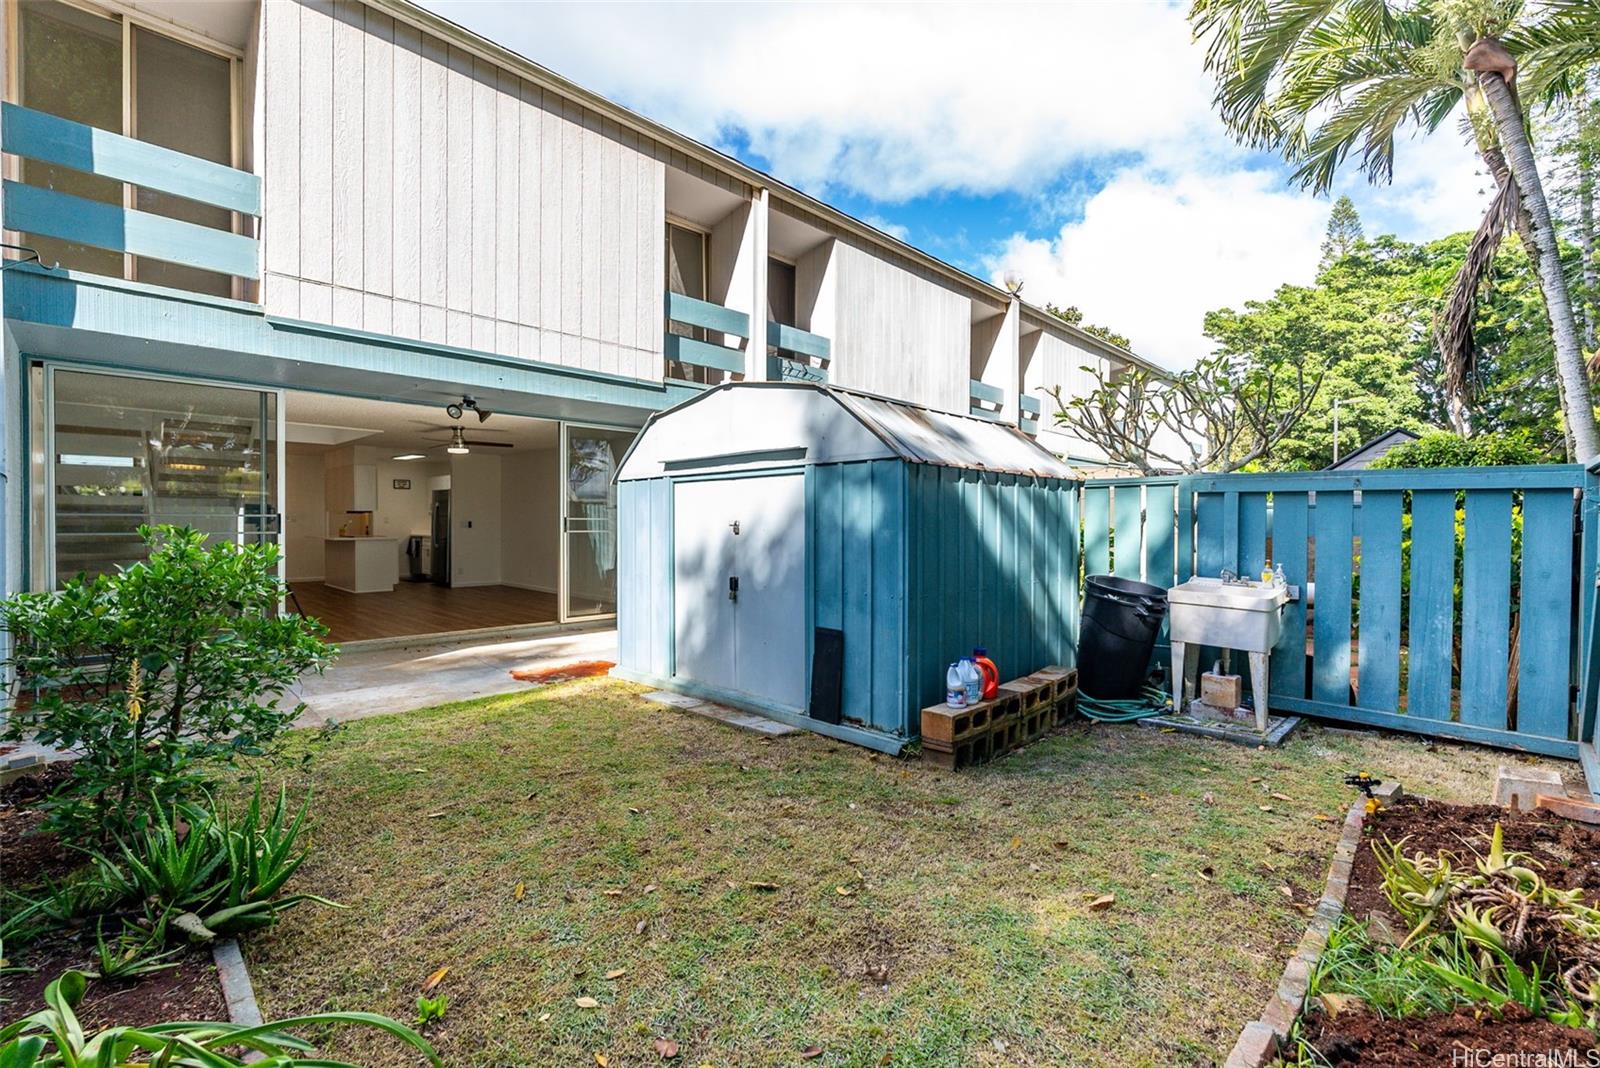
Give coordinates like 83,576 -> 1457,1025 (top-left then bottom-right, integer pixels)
905,467 -> 1079,718
809,459 -> 908,735
616,461 -> 1081,745
617,477 -> 672,680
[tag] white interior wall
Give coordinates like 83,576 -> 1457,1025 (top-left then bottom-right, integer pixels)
499,445 -> 559,592
448,451 -> 502,586
283,448 -> 326,581
373,458 -> 446,572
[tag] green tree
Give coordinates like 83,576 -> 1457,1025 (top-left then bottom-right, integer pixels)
1320,195 -> 1366,268
1190,0 -> 1600,459
1043,302 -> 1131,350
1369,428 -> 1549,468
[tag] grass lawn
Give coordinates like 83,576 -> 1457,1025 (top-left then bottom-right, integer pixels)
246,677 -> 1581,1067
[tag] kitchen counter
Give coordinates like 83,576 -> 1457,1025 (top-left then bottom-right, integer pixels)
323,537 -> 399,593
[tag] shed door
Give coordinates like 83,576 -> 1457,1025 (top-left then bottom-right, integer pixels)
672,473 -> 806,710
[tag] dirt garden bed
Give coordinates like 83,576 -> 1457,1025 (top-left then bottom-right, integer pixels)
1273,798 -> 1600,1066
0,764 -> 230,1030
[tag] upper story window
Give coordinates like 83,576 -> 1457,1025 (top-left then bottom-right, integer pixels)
767,258 -> 797,331
13,0 -> 238,296
665,220 -> 712,383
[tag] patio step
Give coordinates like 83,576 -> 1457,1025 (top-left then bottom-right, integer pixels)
642,691 -> 799,737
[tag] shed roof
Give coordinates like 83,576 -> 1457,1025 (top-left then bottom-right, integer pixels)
616,382 -> 1077,481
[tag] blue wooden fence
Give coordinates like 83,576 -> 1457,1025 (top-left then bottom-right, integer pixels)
1082,466 -> 1600,762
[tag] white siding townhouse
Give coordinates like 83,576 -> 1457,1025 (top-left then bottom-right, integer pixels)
0,0 -> 1160,644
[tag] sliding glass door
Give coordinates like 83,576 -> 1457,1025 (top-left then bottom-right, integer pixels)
559,422 -> 635,621
36,367 -> 280,589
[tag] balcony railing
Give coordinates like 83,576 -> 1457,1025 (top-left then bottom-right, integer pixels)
767,321 -> 830,383
1,102 -> 261,285
664,291 -> 749,380
969,378 -> 1004,421
1019,393 -> 1042,435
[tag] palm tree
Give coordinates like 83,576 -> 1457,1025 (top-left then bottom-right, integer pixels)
1190,0 -> 1600,460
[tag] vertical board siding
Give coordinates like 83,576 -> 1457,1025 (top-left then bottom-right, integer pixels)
1408,490 -> 1457,720
1357,491 -> 1403,714
1520,489 -> 1575,739
1311,491 -> 1354,706
1084,467 -> 1587,757
1145,484 -> 1177,589
616,478 -> 672,680
1460,490 -> 1513,728
1270,492 -> 1309,699
263,0 -> 665,377
1112,485 -> 1142,581
1083,486 -> 1110,577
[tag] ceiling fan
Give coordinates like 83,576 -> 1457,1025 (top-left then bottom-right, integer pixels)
426,426 -> 514,455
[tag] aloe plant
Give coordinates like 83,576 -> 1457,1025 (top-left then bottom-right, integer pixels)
0,970 -> 442,1067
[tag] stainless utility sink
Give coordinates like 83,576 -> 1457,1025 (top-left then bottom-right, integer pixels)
1167,575 -> 1292,731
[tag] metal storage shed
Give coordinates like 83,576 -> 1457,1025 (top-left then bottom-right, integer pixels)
613,382 -> 1081,753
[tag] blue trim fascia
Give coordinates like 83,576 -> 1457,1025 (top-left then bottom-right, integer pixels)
3,266 -> 698,416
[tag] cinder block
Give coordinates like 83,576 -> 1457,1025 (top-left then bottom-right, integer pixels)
1494,764 -> 1566,812
1372,781 -> 1404,807
1200,671 -> 1243,710
920,701 -> 991,747
999,677 -> 1050,714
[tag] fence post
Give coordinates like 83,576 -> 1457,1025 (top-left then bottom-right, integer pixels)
1579,464 -> 1600,749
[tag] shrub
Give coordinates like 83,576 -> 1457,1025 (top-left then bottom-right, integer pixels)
1369,430 -> 1551,469
1,525 -> 335,844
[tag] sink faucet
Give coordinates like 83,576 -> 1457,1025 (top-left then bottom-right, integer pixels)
1219,568 -> 1243,585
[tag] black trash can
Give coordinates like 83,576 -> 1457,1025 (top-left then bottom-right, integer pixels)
1079,574 -> 1168,699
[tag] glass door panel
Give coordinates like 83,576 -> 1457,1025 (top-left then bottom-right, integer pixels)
561,424 -> 635,620
45,369 -> 278,587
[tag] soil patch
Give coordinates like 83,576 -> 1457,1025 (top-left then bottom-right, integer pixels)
1345,798 -> 1600,923
0,762 -> 79,884
0,933 -> 226,1031
1300,1004 -> 1596,1066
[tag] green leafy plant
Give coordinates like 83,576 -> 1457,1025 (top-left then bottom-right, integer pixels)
414,992 -> 449,1029
98,785 -> 342,944
1307,917 -> 1473,1020
0,525 -> 336,846
0,969 -> 443,1066
86,917 -> 182,981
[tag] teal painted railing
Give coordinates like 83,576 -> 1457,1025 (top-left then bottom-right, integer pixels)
767,321 -> 830,383
1,102 -> 260,281
969,379 -> 1004,421
1018,393 -> 1042,436
664,291 -> 749,378
1082,466 -> 1595,760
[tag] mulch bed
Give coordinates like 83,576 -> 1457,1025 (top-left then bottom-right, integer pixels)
1299,1004 -> 1595,1066
0,935 -> 227,1031
0,762 -> 231,1031
1298,797 -> 1600,1066
0,762 -> 79,883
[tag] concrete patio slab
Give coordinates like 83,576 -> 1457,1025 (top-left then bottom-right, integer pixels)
641,690 -> 800,736
293,626 -> 618,727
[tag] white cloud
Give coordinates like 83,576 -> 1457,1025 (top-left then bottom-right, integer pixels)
421,0 -> 1499,367
989,168 -> 1328,369
418,0 -> 1218,201
860,214 -> 910,242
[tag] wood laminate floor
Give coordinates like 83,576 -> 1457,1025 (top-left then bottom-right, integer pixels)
288,581 -> 559,642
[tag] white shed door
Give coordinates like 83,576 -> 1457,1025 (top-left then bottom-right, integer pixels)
672,474 -> 806,710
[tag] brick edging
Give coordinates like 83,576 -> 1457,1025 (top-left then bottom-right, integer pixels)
1224,798 -> 1366,1068
213,938 -> 265,1027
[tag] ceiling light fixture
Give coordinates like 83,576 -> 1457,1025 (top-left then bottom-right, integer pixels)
392,453 -> 426,461
445,395 -> 493,423
446,428 -> 470,455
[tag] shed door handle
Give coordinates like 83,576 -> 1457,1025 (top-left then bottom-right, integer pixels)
728,575 -> 739,602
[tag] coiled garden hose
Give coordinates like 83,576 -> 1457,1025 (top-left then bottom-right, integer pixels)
1076,679 -> 1172,723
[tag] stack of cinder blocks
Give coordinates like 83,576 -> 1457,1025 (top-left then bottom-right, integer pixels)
920,665 -> 1079,770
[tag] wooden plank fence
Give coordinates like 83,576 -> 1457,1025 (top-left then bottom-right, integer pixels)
1080,466 -> 1599,761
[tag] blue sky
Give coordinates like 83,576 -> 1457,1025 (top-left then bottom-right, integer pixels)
417,0 -> 1489,369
